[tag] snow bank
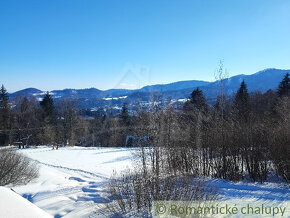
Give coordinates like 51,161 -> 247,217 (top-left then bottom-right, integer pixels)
0,187 -> 52,218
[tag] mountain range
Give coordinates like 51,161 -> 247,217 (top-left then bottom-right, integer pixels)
9,68 -> 290,111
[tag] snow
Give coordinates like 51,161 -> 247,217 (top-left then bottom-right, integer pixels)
207,179 -> 290,202
12,146 -> 136,218
7,146 -> 290,218
177,98 -> 188,102
33,92 -> 55,96
0,187 -> 52,218
103,96 -> 128,101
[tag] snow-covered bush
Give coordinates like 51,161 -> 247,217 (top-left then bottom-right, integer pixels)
0,148 -> 39,186
101,171 -> 217,217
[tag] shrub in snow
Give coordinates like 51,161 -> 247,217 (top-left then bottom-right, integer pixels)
0,148 -> 39,186
100,170 -> 218,217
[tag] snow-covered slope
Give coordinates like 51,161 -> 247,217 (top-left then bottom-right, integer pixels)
9,146 -> 290,218
12,146 -> 135,218
0,187 -> 52,218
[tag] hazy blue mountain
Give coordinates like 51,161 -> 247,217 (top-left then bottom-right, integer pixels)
10,88 -> 43,98
139,80 -> 210,93
9,79 -> 210,99
8,68 -> 290,110
52,88 -> 102,99
217,68 -> 289,94
158,68 -> 289,100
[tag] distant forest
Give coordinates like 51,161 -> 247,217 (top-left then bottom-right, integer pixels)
0,72 -> 289,183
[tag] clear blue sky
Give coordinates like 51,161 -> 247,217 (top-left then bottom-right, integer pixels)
1,0 -> 290,92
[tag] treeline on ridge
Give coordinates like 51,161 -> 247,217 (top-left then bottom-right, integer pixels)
0,73 -> 289,183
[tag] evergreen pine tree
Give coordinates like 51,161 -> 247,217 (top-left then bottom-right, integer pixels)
183,88 -> 208,112
0,85 -> 9,106
40,92 -> 57,124
0,85 -> 10,146
120,104 -> 130,126
277,73 -> 290,97
233,81 -> 250,122
39,92 -> 57,145
119,104 -> 131,146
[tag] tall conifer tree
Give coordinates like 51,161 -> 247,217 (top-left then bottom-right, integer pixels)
0,85 -> 10,145
277,73 -> 290,97
233,81 -> 250,122
40,92 -> 57,124
183,88 -> 208,112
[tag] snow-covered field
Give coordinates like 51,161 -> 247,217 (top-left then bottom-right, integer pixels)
8,146 -> 290,218
12,146 -> 136,218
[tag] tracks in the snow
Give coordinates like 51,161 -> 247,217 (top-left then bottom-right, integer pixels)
33,159 -> 109,180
